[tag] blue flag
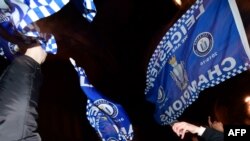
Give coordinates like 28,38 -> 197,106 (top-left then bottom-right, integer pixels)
0,0 -> 69,60
70,58 -> 134,141
72,0 -> 97,22
0,0 -> 96,60
145,0 -> 250,125
0,35 -> 19,60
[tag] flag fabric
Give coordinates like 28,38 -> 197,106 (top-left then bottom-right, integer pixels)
73,0 -> 97,22
70,58 -> 134,141
0,0 -> 96,60
145,0 -> 250,125
0,35 -> 19,60
82,0 -> 96,22
0,0 -> 69,60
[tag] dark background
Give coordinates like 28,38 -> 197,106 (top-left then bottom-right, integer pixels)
1,0 -> 250,140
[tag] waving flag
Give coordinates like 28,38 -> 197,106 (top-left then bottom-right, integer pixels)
73,0 -> 97,22
145,0 -> 250,125
82,0 -> 96,22
0,0 -> 69,60
0,0 -> 97,60
70,58 -> 134,141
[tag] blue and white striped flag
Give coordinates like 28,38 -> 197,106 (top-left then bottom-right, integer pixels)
82,0 -> 96,22
145,0 -> 250,125
70,58 -> 134,141
0,0 -> 69,60
73,0 -> 97,22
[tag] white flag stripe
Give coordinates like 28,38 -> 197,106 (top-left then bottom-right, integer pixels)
49,1 -> 61,12
38,6 -> 51,17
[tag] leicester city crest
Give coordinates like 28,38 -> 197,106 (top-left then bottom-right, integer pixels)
157,86 -> 166,103
8,42 -> 19,54
193,32 -> 213,57
94,99 -> 119,118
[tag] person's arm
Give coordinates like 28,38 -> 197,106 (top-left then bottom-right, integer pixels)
172,121 -> 205,139
0,45 -> 46,140
25,45 -> 47,64
172,121 -> 224,141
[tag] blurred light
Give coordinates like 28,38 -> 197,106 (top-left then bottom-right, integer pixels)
244,96 -> 250,118
245,96 -> 250,103
174,0 -> 182,6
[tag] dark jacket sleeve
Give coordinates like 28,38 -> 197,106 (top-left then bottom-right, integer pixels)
0,55 -> 42,141
201,127 -> 224,141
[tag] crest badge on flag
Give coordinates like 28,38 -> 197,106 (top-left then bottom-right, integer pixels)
145,0 -> 250,125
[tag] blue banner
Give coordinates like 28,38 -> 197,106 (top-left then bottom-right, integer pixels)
70,58 -> 134,141
145,0 -> 250,125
